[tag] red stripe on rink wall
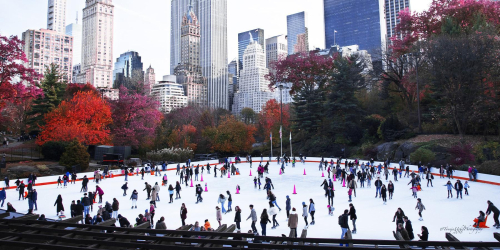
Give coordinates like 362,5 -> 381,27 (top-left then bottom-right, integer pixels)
3,160 -> 500,189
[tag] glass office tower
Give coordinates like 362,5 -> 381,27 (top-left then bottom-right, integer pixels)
287,11 -> 309,55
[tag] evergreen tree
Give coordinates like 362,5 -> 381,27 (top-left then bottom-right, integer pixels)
59,140 -> 90,172
325,55 -> 368,145
27,63 -> 67,130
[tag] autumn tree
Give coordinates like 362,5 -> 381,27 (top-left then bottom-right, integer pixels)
36,91 -> 113,146
110,87 -> 162,148
64,83 -> 100,100
59,140 -> 90,171
240,107 -> 256,124
167,124 -> 198,151
258,99 -> 290,146
0,35 -> 42,126
28,63 -> 67,129
203,115 -> 256,154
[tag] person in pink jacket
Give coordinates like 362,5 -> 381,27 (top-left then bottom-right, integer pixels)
96,185 -> 104,203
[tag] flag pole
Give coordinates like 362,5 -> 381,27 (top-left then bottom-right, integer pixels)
270,132 -> 273,161
290,131 -> 292,157
280,125 -> 283,159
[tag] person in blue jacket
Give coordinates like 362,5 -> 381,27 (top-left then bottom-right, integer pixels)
285,195 -> 291,219
0,188 -> 6,207
309,199 -> 316,225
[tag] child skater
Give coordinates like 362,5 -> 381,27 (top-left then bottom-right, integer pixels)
411,184 -> 418,198
327,205 -> 334,216
464,181 -> 470,195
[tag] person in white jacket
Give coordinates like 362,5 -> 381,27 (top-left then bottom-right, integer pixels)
302,202 -> 308,227
309,199 -> 316,225
268,203 -> 279,229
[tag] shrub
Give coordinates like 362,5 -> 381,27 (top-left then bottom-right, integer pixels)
377,115 -> 409,142
449,143 -> 475,165
473,141 -> 500,163
410,148 -> 436,164
146,147 -> 194,163
59,140 -> 90,172
476,161 -> 500,176
41,141 -> 68,161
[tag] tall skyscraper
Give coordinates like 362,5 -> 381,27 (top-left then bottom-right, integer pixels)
66,13 -> 82,72
47,0 -> 67,33
144,65 -> 156,93
151,75 -> 188,113
79,0 -> 114,89
287,11 -> 309,55
198,0 -> 229,109
323,0 -> 387,53
227,59 -> 238,111
232,34 -> 274,114
238,29 -> 264,73
113,51 -> 144,88
170,0 -> 199,74
385,0 -> 410,39
265,34 -> 288,68
22,29 -> 74,82
174,1 -> 207,106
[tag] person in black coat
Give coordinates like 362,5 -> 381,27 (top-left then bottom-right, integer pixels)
18,182 -> 25,200
32,189 -> 38,211
486,200 -> 500,228
349,203 -> 357,234
118,214 -> 131,227
75,200 -> 84,218
418,226 -> 429,242
403,216 -> 414,240
234,206 -> 242,230
54,194 -> 64,216
81,176 -> 89,192
393,208 -> 405,230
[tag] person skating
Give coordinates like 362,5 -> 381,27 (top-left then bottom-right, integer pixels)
112,198 -> 119,218
397,223 -> 411,240
175,181 -> 182,199
122,182 -> 128,196
326,186 -> 334,206
302,202 -> 309,228
474,211 -> 486,228
162,174 -> 168,186
464,181 -> 470,195
426,171 -> 434,187
393,208 -> 406,230
444,181 -> 453,198
339,209 -> 350,246
418,226 -> 429,242
259,208 -> 271,236
288,207 -> 299,238
18,181 -> 25,200
234,206 -> 242,230
168,184 -> 174,203
388,181 -> 394,200
415,198 -> 426,221
54,194 -> 64,216
215,206 -> 223,227
226,191 -> 232,212
130,189 -> 138,209
309,199 -> 316,225
269,203 -> 279,229
381,184 -> 388,204
285,195 -> 291,220
374,177 -> 382,198
180,203 -> 188,226
196,184 -> 203,203
254,177 -> 257,189
246,204 -> 258,234
0,188 -> 5,208
218,194 -> 227,213
486,200 -> 500,228
268,191 -> 281,211
95,185 -> 104,203
454,180 -> 463,199
349,203 -> 357,234
403,216 -> 414,240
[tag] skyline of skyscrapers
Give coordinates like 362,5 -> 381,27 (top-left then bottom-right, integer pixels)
265,34 -> 288,69
323,0 -> 387,54
287,11 -> 309,55
65,12 -> 81,68
79,0 -> 115,90
385,0 -> 411,39
170,0 -> 199,75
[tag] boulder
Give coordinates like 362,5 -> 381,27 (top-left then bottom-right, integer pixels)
393,142 -> 418,162
376,142 -> 399,161
6,165 -> 40,179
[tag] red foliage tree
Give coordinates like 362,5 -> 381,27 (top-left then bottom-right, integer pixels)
258,99 -> 290,145
64,83 -> 100,100
203,115 -> 256,154
167,124 -> 198,151
110,87 -> 162,148
0,35 -> 42,114
36,91 -> 113,146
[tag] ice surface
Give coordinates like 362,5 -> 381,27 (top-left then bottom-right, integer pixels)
3,158 -> 499,242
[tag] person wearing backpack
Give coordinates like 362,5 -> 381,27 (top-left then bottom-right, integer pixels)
339,209 -> 350,246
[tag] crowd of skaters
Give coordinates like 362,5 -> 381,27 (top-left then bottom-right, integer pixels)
0,155 -> 498,245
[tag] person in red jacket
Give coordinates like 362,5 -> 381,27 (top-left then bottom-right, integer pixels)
180,203 -> 188,226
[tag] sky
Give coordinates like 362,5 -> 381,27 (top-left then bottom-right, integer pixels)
0,0 -> 432,78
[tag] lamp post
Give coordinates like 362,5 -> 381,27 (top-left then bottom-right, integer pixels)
275,83 -> 289,159
413,52 -> 422,133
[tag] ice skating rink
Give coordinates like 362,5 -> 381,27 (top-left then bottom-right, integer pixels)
3,158 -> 500,242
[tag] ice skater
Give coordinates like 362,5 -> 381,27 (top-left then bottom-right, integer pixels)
415,198 -> 426,221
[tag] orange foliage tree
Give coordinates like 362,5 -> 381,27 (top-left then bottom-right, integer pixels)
167,124 -> 198,151
258,99 -> 290,145
203,115 -> 256,154
36,91 -> 112,146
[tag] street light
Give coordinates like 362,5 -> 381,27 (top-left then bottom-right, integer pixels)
275,82 -> 290,159
411,52 -> 422,133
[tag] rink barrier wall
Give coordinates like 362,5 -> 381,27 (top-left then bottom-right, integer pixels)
2,157 -> 500,190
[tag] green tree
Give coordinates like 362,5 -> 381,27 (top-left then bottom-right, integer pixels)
240,107 -> 256,124
28,63 -> 66,130
59,140 -> 90,172
325,55 -> 368,145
